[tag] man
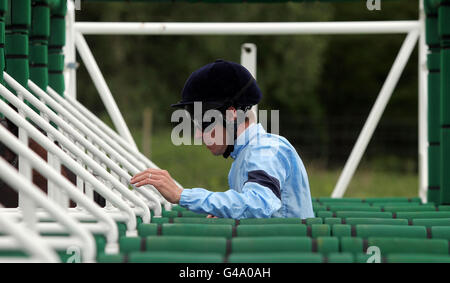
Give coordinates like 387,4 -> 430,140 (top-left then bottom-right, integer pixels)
131,59 -> 314,219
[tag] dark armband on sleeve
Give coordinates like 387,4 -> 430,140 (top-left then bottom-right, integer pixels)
244,170 -> 281,200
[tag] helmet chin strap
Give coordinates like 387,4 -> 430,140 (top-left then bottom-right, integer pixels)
222,119 -> 238,159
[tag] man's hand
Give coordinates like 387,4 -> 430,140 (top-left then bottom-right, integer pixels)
207,214 -> 218,219
130,168 -> 183,204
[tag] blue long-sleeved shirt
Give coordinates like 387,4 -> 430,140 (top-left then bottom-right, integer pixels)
179,123 -> 314,219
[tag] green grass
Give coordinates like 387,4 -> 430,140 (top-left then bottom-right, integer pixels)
134,129 -> 418,198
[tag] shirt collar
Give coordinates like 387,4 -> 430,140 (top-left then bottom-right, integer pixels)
230,123 -> 265,159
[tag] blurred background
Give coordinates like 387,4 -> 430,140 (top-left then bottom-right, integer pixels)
76,1 -> 419,198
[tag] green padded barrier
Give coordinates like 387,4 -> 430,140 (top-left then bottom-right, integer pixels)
49,0 -> 66,16
305,218 -> 323,225
439,206 -> 450,211
426,17 -> 440,46
356,225 -> 427,239
383,205 -> 436,212
236,224 -> 307,237
137,223 -> 158,237
0,21 -> 4,44
48,17 -> 65,47
316,211 -> 333,218
317,197 -> 362,203
0,250 -> 28,257
150,217 -> 170,224
366,197 -> 421,203
345,218 -> 408,226
30,5 -> 50,38
372,202 -> 423,207
431,226 -> 450,240
340,237 -> 363,254
429,144 -> 441,203
324,217 -> 342,225
386,253 -> 450,263
7,0 -> 31,27
180,211 -> 208,218
311,224 -> 330,238
354,254 -> 372,263
227,253 -> 323,263
328,205 -> 379,212
336,211 -> 393,219
316,237 -> 339,254
162,210 -> 179,218
146,236 -> 227,255
94,234 -> 106,254
161,223 -> 232,238
441,129 -> 450,204
332,224 -> 351,238
367,237 -> 449,255
170,205 -> 188,212
29,66 -> 47,89
96,253 -> 125,263
231,237 -> 312,254
239,218 -> 302,225
128,252 -> 223,263
119,236 -> 141,253
173,217 -> 236,226
48,52 -> 63,71
5,33 -> 28,55
116,222 -> 127,238
29,44 -> 48,65
0,0 -> 6,13
412,218 -> 450,227
429,72 -> 441,142
439,5 -> 450,37
5,58 -> 29,86
321,202 -> 371,207
395,211 -> 450,220
327,253 -> 354,263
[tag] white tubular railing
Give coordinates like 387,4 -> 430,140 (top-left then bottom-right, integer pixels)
28,80 -> 164,214
0,159 -> 95,262
3,73 -> 151,225
0,208 -> 59,263
0,82 -> 140,234
0,124 -> 119,253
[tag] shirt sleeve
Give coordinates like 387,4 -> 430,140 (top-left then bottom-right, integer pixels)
179,145 -> 289,219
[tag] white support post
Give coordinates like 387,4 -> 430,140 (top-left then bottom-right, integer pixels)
418,0 -> 429,204
74,32 -> 137,150
64,0 -> 77,99
331,30 -> 420,198
241,43 -> 258,121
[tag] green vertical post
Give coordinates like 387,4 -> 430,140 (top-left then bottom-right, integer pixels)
48,0 -> 66,96
425,0 -> 442,203
439,0 -> 450,204
30,0 -> 50,90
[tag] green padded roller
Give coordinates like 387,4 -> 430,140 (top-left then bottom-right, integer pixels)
170,205 -> 188,212
239,218 -> 302,225
332,224 -> 351,238
29,44 -> 48,65
137,223 -> 158,237
150,217 -> 169,224
161,210 -> 179,218
5,33 -> 28,55
128,252 -> 223,263
48,52 -> 64,71
30,5 -> 50,38
366,197 -> 421,203
7,0 -> 31,27
318,197 -> 362,203
119,236 -> 141,253
6,58 -> 29,87
94,234 -> 106,254
354,253 -> 373,263
311,224 -> 330,238
431,226 -> 450,240
321,202 -> 370,207
236,224 -> 307,237
96,253 -> 125,263
395,211 -> 450,220
0,22 -> 4,45
327,253 -> 354,263
173,217 -> 236,226
441,129 -> 450,204
328,205 -> 380,212
0,0 -> 6,13
29,67 -> 48,89
324,217 -> 342,225
305,218 -> 323,225
345,218 -> 408,226
231,237 -> 312,254
48,17 -> 65,47
356,225 -> 427,239
146,236 -> 227,255
383,205 -> 436,212
48,68 -> 64,94
412,218 -> 450,227
180,211 -> 207,218
316,211 -> 333,218
116,222 -> 127,237
227,253 -> 322,263
372,202 -> 422,207
439,206 -> 450,211
386,254 -> 450,263
336,211 -> 393,219
161,223 -> 232,238
367,237 -> 449,255
340,237 -> 363,254
316,237 -> 339,254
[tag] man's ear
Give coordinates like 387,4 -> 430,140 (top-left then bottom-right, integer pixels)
225,106 -> 237,122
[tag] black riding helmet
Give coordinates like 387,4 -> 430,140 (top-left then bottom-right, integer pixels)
171,59 -> 262,158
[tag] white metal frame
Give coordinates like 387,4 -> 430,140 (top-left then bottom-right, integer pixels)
70,3 -> 426,199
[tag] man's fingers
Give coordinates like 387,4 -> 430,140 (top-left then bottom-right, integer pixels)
135,177 -> 162,188
131,169 -> 168,182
